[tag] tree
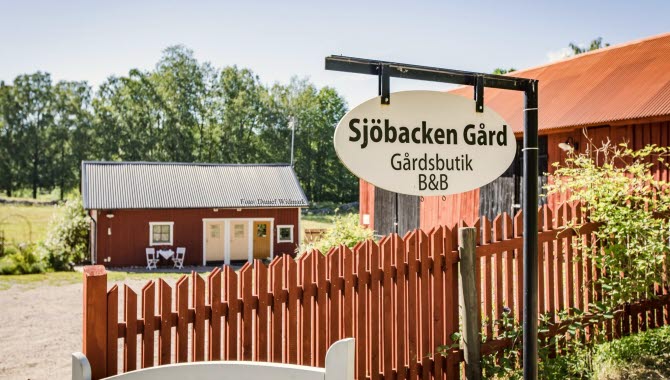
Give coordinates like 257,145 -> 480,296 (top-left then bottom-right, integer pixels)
0,81 -> 21,196
11,72 -> 54,199
50,81 -> 92,199
492,67 -> 516,75
269,78 -> 355,202
152,45 -> 211,162
1,45 -> 357,203
211,66 -> 268,163
569,37 -> 610,55
92,70 -> 164,161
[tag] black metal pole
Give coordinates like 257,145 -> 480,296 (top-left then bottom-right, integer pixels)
325,55 -> 541,376
377,63 -> 398,234
523,80 -> 539,380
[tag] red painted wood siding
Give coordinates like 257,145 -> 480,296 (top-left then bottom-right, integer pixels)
360,120 -> 670,232
419,190 -> 481,228
94,208 -> 300,267
359,179 -> 375,228
545,120 -> 670,211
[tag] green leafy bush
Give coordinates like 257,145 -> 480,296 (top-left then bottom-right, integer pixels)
0,245 -> 16,258
437,139 -> 670,378
593,324 -> 670,378
0,244 -> 45,274
298,213 -> 374,255
598,324 -> 670,363
39,197 -> 90,270
547,141 -> 670,308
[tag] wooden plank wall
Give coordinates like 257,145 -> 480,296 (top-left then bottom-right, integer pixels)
373,187 -> 420,236
545,121 -> 670,210
419,190 -> 480,229
478,176 -> 515,221
373,186 -> 396,236
398,193 -> 420,235
95,207 -> 300,266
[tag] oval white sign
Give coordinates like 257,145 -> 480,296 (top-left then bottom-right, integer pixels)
334,91 -> 516,196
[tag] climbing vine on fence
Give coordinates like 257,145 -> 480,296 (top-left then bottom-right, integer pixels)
436,140 -> 670,378
546,140 -> 670,309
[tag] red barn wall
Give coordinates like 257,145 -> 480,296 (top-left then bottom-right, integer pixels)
545,120 -> 670,211
94,207 -> 300,267
361,119 -> 670,232
359,179 -> 375,228
420,190 -> 481,228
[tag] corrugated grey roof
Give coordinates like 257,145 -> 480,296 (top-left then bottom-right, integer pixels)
81,161 -> 309,210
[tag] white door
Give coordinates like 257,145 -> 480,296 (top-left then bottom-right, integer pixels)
205,221 -> 225,262
229,221 -> 249,261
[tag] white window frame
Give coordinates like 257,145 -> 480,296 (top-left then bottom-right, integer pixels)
149,222 -> 174,246
276,225 -> 294,243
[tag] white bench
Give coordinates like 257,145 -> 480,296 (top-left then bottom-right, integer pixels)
73,338 -> 354,380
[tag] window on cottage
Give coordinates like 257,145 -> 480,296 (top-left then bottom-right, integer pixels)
234,224 -> 245,238
277,225 -> 294,243
210,224 -> 220,238
257,224 -> 267,237
150,222 -> 174,245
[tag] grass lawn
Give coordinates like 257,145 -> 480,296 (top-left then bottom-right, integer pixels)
0,269 -> 204,291
301,213 -> 340,231
593,324 -> 670,379
0,203 -> 60,245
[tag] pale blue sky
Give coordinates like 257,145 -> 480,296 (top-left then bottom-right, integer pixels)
1,0 -> 668,107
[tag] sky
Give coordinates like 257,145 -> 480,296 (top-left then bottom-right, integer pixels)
1,0 -> 668,108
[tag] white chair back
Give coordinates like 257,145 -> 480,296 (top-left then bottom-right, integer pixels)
172,247 -> 186,269
72,338 -> 354,380
145,248 -> 155,258
145,248 -> 157,270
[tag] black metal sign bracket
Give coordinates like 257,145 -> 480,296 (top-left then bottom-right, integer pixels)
378,64 -> 390,104
474,75 -> 484,113
325,55 -> 540,380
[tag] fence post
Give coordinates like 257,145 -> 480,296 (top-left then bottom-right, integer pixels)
459,227 -> 482,380
83,265 -> 108,380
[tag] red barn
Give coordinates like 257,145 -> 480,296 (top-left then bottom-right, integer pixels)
360,32 -> 670,234
82,162 -> 309,267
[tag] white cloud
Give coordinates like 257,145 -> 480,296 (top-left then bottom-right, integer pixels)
546,47 -> 574,62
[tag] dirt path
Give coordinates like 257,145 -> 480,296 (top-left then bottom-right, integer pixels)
0,278 -> 159,380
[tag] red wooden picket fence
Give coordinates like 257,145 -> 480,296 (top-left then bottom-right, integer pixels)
82,204 -> 670,380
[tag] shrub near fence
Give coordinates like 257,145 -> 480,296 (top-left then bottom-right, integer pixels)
82,204 -> 670,380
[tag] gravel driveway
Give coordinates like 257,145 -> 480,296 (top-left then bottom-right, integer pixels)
0,277 -> 178,380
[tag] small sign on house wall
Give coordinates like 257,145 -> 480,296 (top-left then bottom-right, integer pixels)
334,91 -> 516,196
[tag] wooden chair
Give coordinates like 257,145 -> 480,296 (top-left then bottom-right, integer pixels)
72,338 -> 354,380
172,247 -> 185,269
145,248 -> 158,270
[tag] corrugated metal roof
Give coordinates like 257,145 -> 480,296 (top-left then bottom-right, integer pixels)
81,161 -> 309,210
450,32 -> 670,133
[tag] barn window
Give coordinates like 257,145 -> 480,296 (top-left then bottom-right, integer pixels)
277,225 -> 294,243
149,222 -> 174,246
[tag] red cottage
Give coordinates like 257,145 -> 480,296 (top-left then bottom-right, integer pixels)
82,162 -> 309,267
360,32 -> 670,235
